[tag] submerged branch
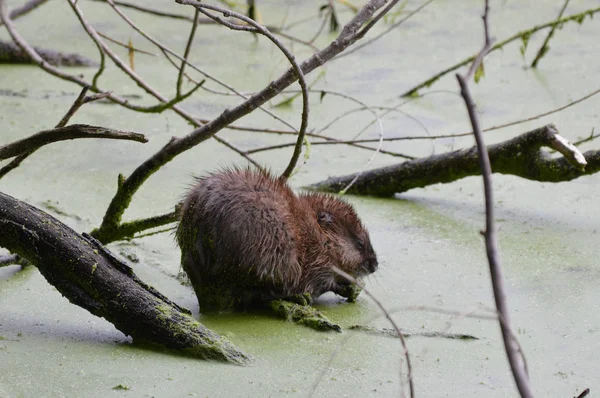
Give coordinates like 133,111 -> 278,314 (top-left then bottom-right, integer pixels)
0,39 -> 96,66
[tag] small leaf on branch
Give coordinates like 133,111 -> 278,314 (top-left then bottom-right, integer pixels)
329,10 -> 339,32
519,33 -> 531,57
128,38 -> 134,71
474,61 -> 485,83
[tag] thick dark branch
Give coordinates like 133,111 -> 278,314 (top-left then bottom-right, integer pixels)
0,124 -> 147,160
0,191 -> 250,363
312,124 -> 594,195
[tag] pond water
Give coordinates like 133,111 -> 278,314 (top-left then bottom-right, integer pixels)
1,0 -> 599,396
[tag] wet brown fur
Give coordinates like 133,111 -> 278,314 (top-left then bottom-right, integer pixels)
176,168 -> 378,311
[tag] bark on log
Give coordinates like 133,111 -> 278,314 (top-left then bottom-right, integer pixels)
0,191 -> 251,364
0,39 -> 96,66
312,124 -> 598,196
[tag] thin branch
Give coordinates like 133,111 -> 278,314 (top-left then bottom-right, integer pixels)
0,0 -> 48,26
57,86 -> 111,128
105,0 -> 300,137
89,0 -> 205,21
530,0 -> 570,68
335,0 -> 434,60
75,0 -> 261,167
576,388 -> 590,398
401,5 -> 600,97
96,31 -> 157,56
332,267 -> 414,398
456,2 -> 533,397
0,1 -> 176,113
176,9 -> 200,97
0,86 -> 115,179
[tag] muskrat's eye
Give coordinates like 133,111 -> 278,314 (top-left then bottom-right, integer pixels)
317,211 -> 334,225
355,239 -> 365,250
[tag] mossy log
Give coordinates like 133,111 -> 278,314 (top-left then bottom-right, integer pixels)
0,39 -> 96,66
312,124 -> 597,196
0,191 -> 250,364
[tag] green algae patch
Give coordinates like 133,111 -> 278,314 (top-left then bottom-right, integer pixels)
336,284 -> 363,303
269,299 -> 342,332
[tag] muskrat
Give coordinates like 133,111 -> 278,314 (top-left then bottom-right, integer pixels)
176,168 -> 378,312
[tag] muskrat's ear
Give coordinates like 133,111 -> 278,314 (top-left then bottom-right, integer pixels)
317,211 -> 334,225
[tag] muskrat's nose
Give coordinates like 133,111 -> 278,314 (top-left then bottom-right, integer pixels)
366,257 -> 378,274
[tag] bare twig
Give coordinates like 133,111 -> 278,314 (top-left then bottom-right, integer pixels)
0,0 -> 48,26
575,388 -> 590,398
455,2 -> 533,397
0,86 -> 116,179
96,31 -> 157,56
335,0 -> 434,60
401,5 -> 600,97
104,0 -> 299,143
56,86 -> 111,128
331,267 -> 414,398
530,0 -> 570,68
89,0 -> 201,21
72,0 -> 260,166
177,9 -> 200,96
0,0 -> 175,113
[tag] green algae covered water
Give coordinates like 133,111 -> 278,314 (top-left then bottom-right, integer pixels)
1,0 -> 599,396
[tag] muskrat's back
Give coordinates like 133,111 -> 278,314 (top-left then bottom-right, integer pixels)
177,168 -> 377,311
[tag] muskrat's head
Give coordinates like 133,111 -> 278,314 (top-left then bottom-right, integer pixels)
302,193 -> 378,280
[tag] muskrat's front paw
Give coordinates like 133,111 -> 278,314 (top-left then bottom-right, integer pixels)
335,283 -> 363,303
287,292 -> 313,306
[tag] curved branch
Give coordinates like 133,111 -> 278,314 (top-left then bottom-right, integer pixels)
92,0 -> 400,243
0,125 -> 147,160
311,124 -> 594,195
177,0 -> 310,179
0,191 -> 250,363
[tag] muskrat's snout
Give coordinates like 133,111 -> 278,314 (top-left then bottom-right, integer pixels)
361,254 -> 378,276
